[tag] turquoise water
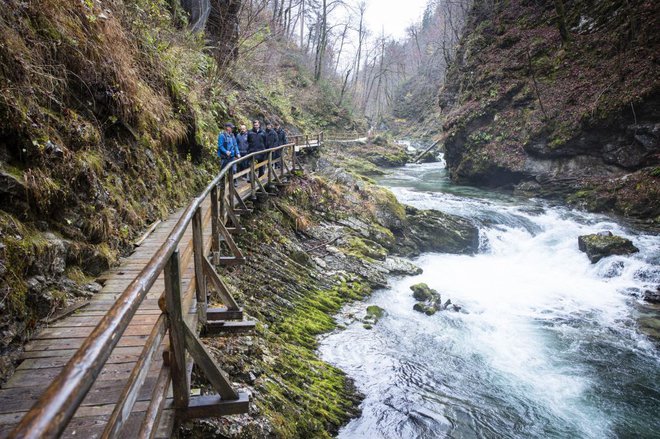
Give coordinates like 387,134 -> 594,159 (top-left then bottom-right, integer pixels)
319,160 -> 660,439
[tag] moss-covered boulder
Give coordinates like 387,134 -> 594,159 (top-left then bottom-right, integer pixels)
578,232 -> 639,263
413,303 -> 438,315
410,283 -> 438,301
363,305 -> 386,328
402,206 -> 479,255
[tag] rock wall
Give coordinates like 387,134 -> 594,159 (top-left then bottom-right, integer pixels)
438,0 -> 659,223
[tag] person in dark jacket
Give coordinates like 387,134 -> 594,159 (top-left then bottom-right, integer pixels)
217,123 -> 238,170
264,122 -> 278,150
274,122 -> 287,162
274,122 -> 287,146
247,120 -> 266,176
236,124 -> 249,173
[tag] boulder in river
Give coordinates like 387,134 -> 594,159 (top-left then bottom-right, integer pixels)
410,283 -> 463,315
402,206 -> 480,256
578,231 -> 639,263
410,283 -> 438,301
643,286 -> 660,304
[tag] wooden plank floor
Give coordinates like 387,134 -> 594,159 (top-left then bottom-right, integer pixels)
0,197 -> 216,439
0,158 -> 302,438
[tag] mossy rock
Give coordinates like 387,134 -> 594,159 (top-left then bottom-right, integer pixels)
413,303 -> 437,315
365,305 -> 385,320
410,283 -> 438,302
577,232 -> 639,263
342,236 -> 387,261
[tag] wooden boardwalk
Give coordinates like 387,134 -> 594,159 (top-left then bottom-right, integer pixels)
0,138 -> 321,438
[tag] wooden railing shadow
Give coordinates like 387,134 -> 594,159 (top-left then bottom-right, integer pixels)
8,135 -> 322,438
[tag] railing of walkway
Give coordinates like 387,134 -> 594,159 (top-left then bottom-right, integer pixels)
323,132 -> 370,141
8,134 -> 322,438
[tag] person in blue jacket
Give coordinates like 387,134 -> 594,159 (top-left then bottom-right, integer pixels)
218,123 -> 238,170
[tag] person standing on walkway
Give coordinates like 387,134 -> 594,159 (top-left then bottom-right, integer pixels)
236,124 -> 249,173
264,122 -> 278,151
247,119 -> 266,176
218,123 -> 238,170
274,122 -> 287,162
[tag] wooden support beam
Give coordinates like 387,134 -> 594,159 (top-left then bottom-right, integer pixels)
101,315 -> 167,438
137,361 -> 171,439
230,182 -> 251,214
164,251 -> 189,409
225,204 -> 242,234
202,256 -> 240,311
211,186 -> 220,256
218,221 -> 244,260
182,323 -> 238,400
174,394 -> 249,420
192,207 -> 207,323
203,320 -> 256,336
206,307 -> 243,321
249,159 -> 257,200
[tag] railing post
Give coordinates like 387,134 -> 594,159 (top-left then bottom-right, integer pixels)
228,166 -> 235,205
211,185 -> 220,259
219,176 -> 226,225
250,158 -> 256,199
291,144 -> 296,172
164,250 -> 189,409
267,150 -> 273,185
280,147 -> 285,179
192,207 -> 206,322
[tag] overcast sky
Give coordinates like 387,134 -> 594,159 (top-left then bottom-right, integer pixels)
362,0 -> 429,40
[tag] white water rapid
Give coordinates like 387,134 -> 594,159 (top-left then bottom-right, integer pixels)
319,159 -> 660,439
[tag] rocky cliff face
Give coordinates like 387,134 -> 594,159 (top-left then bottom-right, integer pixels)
438,0 -> 659,223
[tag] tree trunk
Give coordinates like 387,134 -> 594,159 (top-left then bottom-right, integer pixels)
554,0 -> 570,43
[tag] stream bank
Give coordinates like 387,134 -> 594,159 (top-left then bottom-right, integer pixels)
182,151 -> 479,438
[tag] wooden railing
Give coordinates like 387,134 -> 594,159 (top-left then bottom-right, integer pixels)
323,131 -> 370,141
8,135 -> 322,438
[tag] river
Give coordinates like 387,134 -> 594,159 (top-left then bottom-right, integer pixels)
318,157 -> 660,438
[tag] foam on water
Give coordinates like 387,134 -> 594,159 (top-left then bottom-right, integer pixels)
319,158 -> 660,439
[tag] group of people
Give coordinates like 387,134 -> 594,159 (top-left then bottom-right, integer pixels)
217,120 -> 288,175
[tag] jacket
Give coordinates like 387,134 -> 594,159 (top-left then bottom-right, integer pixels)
276,128 -> 288,146
218,132 -> 238,158
264,128 -> 278,149
236,132 -> 249,155
247,128 -> 266,153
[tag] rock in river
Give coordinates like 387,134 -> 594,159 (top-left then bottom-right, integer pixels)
578,231 -> 639,263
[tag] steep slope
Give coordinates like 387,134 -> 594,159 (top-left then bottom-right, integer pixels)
0,0 -> 360,381
437,0 -> 659,222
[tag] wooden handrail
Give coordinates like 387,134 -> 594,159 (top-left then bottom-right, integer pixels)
9,134 -> 323,438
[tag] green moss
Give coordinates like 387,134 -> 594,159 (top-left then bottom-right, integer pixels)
64,266 -> 91,284
369,185 -> 406,223
341,236 -> 387,261
0,212 -> 49,317
365,305 -> 385,320
275,279 -> 370,349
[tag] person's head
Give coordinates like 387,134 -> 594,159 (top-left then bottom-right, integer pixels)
266,122 -> 273,131
224,122 -> 234,133
252,120 -> 260,130
240,124 -> 247,134
274,122 -> 281,130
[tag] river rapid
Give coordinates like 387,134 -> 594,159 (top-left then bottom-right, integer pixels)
318,157 -> 660,438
